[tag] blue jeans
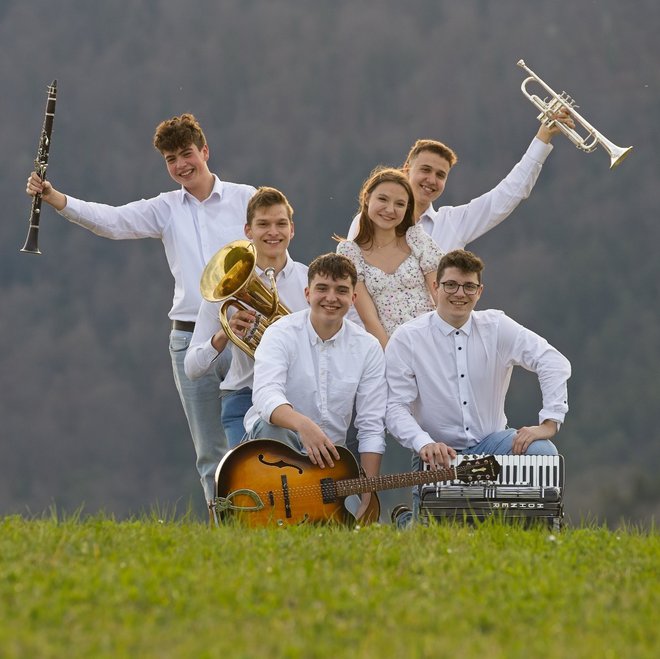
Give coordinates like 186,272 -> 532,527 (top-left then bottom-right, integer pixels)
245,418 -> 303,450
221,387 -> 253,448
169,329 -> 232,503
403,428 -> 558,526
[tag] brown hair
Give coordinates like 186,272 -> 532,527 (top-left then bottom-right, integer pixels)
153,113 -> 207,153
352,166 -> 415,248
402,139 -> 458,171
308,253 -> 358,288
246,187 -> 294,225
436,249 -> 485,284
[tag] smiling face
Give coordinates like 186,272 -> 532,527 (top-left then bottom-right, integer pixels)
305,273 -> 356,338
365,181 -> 410,233
406,150 -> 451,214
433,266 -> 483,328
245,203 -> 294,268
162,143 -> 212,197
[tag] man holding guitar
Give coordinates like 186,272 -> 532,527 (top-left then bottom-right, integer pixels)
243,253 -> 387,521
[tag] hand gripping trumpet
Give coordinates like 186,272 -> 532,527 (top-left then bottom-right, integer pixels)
517,60 -> 632,169
199,240 -> 290,358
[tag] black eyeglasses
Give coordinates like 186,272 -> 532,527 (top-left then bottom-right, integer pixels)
438,280 -> 481,295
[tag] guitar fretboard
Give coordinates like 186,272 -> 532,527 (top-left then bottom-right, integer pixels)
335,467 -> 456,497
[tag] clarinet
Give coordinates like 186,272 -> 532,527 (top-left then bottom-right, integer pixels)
21,80 -> 57,255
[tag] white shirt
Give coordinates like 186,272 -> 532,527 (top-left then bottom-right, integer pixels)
245,309 -> 387,454
184,256 -> 310,391
58,175 -> 255,321
347,137 -> 553,251
385,309 -> 570,454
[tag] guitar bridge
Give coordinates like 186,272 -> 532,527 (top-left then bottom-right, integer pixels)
320,478 -> 337,504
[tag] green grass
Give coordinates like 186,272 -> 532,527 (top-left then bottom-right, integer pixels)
0,513 -> 657,658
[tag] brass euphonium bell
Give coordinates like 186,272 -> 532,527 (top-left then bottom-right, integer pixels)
200,240 -> 290,358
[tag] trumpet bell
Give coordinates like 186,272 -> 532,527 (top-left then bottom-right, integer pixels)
607,143 -> 633,170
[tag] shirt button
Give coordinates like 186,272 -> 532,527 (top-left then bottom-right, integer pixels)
463,401 -> 467,405
460,374 -> 465,378
458,347 -> 462,351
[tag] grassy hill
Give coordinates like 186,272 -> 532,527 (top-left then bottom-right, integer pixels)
1,514 -> 657,658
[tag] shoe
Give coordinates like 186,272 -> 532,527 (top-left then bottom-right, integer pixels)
391,504 -> 413,528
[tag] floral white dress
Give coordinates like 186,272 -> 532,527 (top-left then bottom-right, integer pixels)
337,224 -> 443,337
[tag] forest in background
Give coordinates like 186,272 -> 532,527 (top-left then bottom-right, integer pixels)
1,0 -> 658,525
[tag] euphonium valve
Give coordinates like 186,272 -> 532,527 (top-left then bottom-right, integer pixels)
517,59 -> 632,169
200,240 -> 290,358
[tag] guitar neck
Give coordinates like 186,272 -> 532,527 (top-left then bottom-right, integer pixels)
335,466 -> 456,498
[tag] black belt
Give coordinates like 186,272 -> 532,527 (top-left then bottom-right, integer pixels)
171,320 -> 195,332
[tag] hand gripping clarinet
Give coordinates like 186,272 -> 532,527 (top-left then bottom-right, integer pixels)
21,80 -> 57,255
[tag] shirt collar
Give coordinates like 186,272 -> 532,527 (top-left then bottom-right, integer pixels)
255,251 -> 294,279
179,173 -> 223,204
305,311 -> 345,346
432,311 -> 474,336
419,203 -> 437,223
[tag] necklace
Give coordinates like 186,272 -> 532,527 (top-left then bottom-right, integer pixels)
372,235 -> 397,249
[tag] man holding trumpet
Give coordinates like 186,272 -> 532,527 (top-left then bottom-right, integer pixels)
346,110 -> 575,251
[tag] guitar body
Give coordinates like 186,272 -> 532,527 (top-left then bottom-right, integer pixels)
215,439 -> 380,527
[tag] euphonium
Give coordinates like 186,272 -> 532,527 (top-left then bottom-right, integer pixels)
517,60 -> 632,169
200,240 -> 290,358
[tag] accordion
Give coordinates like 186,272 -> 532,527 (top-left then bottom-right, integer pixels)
418,454 -> 565,530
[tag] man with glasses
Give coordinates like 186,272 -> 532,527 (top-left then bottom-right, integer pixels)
385,249 -> 571,477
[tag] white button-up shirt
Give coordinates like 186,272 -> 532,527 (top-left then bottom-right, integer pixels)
184,256 -> 310,391
245,309 -> 387,454
347,137 -> 553,251
58,175 -> 255,321
385,310 -> 570,454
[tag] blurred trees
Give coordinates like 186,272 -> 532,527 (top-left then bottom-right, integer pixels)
1,0 -> 658,524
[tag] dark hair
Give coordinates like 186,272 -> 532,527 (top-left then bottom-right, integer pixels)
436,249 -> 485,284
308,253 -> 358,288
352,166 -> 415,248
153,113 -> 207,153
246,187 -> 294,225
402,139 -> 458,171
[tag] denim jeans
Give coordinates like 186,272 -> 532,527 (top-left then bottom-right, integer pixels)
404,428 -> 558,526
220,387 -> 253,448
245,418 -> 302,449
169,329 -> 232,503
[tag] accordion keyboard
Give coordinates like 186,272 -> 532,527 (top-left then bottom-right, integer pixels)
419,454 -> 565,530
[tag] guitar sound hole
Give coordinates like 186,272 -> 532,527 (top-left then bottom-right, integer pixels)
258,454 -> 303,475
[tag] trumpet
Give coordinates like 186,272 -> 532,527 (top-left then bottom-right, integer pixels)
200,240 -> 290,358
517,60 -> 632,169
